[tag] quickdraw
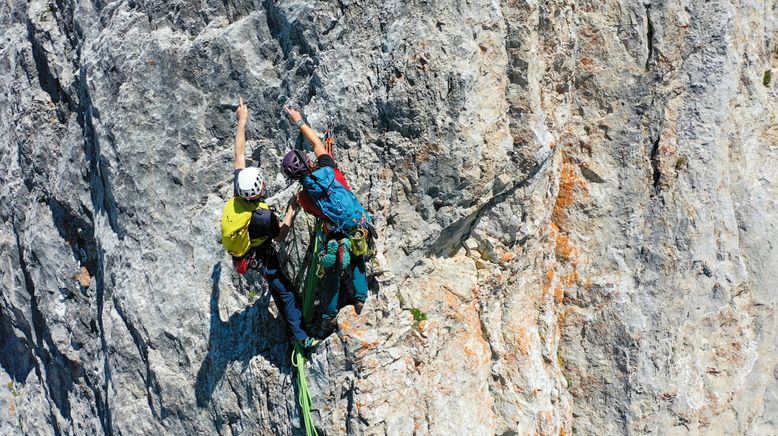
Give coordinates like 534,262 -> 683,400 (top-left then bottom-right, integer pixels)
324,128 -> 334,158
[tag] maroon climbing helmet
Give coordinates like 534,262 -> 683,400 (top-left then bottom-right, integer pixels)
282,149 -> 310,180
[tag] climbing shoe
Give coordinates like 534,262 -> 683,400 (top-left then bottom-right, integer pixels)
353,299 -> 365,315
319,317 -> 337,336
320,239 -> 339,269
296,337 -> 321,350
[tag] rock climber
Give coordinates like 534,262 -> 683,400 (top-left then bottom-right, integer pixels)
221,97 -> 319,350
278,106 -> 374,334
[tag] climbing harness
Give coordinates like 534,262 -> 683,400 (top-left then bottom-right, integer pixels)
248,253 -> 266,274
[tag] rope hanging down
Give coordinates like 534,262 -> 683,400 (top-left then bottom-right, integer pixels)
291,345 -> 317,436
290,220 -> 323,436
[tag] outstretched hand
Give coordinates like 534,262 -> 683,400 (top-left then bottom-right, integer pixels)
284,105 -> 302,124
285,105 -> 325,157
236,97 -> 248,125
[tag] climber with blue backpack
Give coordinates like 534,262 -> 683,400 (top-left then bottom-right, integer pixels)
221,98 -> 320,350
278,106 -> 375,334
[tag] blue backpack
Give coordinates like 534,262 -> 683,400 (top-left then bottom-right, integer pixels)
301,167 -> 372,232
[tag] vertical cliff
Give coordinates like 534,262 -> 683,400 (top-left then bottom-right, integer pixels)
1,0 -> 776,434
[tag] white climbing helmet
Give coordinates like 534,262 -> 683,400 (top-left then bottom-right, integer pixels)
237,167 -> 265,200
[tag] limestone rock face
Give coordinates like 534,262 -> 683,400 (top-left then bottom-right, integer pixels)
1,0 -> 776,434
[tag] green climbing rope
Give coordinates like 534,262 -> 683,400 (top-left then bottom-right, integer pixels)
289,220 -> 323,436
291,344 -> 318,436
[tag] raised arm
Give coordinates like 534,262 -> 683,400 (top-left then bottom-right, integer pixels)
234,97 -> 248,169
284,106 -> 328,159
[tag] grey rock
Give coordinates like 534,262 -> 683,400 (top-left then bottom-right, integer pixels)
1,0 -> 776,435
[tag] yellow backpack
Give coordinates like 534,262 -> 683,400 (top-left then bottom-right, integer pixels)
221,197 -> 270,257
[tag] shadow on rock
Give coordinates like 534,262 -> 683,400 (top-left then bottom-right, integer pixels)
195,263 -> 291,408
